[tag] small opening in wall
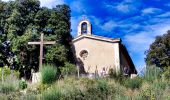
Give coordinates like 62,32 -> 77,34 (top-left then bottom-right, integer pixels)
80,50 -> 88,60
81,22 -> 87,34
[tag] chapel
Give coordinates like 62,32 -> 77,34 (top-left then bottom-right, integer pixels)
72,19 -> 137,76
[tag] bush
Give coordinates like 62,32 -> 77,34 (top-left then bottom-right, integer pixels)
36,83 -> 49,93
0,83 -> 16,94
144,66 -> 162,82
0,66 -> 20,80
60,62 -> 76,76
109,69 -> 125,84
97,79 -> 108,92
21,93 -> 38,100
0,75 -> 19,94
42,87 -> 62,100
162,66 -> 170,80
123,78 -> 143,89
108,68 -> 117,78
19,80 -> 27,89
41,64 -> 57,84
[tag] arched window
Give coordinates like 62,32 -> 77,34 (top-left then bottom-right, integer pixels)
81,22 -> 87,34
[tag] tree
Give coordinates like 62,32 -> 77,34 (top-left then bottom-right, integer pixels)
145,31 -> 170,68
0,0 -> 74,79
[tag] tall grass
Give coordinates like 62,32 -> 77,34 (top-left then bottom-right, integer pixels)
42,87 -> 61,100
0,65 -> 169,100
40,78 -> 127,100
0,76 -> 19,94
123,77 -> 143,89
41,64 -> 57,84
144,65 -> 162,82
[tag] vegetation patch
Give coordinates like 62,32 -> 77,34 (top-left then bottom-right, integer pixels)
41,64 -> 57,84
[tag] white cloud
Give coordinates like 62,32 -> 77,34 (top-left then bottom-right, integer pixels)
101,20 -> 117,32
124,18 -> 170,53
123,15 -> 170,67
39,0 -> 64,8
157,12 -> 170,18
104,0 -> 141,14
141,7 -> 162,15
71,15 -> 116,37
116,3 -> 130,13
124,32 -> 153,53
1,0 -> 14,2
70,1 -> 86,14
1,0 -> 64,8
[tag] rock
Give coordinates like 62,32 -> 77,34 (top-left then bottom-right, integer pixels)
32,72 -> 41,84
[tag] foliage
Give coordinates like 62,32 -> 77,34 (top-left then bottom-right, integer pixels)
108,68 -> 125,83
0,74 -> 170,99
21,93 -> 38,100
162,66 -> 170,79
0,77 -> 19,94
45,45 -> 68,66
0,83 -> 16,94
0,66 -> 20,80
41,64 -> 57,84
40,78 -> 116,100
19,80 -> 27,89
144,65 -> 162,82
137,80 -> 170,100
0,0 -> 74,79
36,83 -> 49,93
60,62 -> 76,76
145,30 -> 170,68
108,68 -> 116,78
123,78 -> 143,89
42,87 -> 62,100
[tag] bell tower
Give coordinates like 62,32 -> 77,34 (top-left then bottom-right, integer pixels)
77,20 -> 92,36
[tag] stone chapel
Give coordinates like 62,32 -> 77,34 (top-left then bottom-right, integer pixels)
72,19 -> 137,76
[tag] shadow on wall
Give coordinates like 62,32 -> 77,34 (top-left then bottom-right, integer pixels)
71,44 -> 86,74
120,45 -> 137,74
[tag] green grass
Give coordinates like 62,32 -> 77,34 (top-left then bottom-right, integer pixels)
41,64 -> 57,84
0,65 -> 169,100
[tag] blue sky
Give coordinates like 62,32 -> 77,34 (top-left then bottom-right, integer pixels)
3,0 -> 170,71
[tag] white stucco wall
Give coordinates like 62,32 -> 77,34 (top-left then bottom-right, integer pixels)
73,37 -> 120,74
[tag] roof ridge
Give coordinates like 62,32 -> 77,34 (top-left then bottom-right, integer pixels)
72,34 -> 121,43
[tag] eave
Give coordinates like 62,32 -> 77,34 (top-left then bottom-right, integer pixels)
72,34 -> 121,43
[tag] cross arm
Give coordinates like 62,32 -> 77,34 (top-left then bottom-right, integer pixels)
43,41 -> 56,44
28,42 -> 41,45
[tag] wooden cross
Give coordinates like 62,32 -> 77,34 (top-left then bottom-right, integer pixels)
28,33 -> 56,70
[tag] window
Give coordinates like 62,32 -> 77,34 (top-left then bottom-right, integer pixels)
81,22 -> 87,34
80,50 -> 88,60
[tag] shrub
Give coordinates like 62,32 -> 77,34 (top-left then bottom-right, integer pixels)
162,66 -> 170,80
41,64 -> 57,84
108,68 -> 125,83
0,66 -> 20,81
60,62 -> 76,76
96,79 -> 109,99
21,93 -> 38,100
123,77 -> 143,89
0,74 -> 19,95
19,80 -> 27,89
41,87 -> 62,100
108,68 -> 117,78
144,66 -> 162,82
0,83 -> 16,94
36,83 -> 49,93
97,79 -> 108,92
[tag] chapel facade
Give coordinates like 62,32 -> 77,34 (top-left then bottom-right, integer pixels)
72,19 -> 137,76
